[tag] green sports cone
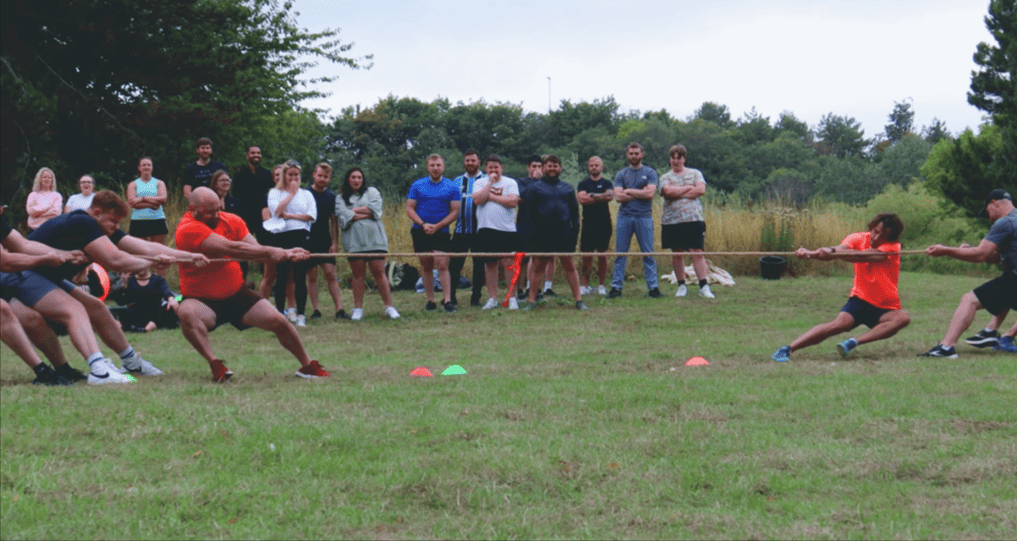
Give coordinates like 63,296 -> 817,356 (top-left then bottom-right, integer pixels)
442,365 -> 467,375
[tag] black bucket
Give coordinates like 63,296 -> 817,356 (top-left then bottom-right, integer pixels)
760,256 -> 786,280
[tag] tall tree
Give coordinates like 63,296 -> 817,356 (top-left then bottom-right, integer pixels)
967,0 -> 1016,178
921,125 -> 1004,219
883,99 -> 915,144
692,102 -> 734,128
815,113 -> 869,158
922,118 -> 951,145
1,0 -> 369,204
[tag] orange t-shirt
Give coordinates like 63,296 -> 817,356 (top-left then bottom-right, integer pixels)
843,231 -> 901,310
175,211 -> 248,300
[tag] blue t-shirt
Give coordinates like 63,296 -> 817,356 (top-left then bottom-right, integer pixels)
452,173 -> 485,235
407,177 -> 460,232
28,210 -> 126,282
614,165 -> 658,219
985,208 -> 1017,276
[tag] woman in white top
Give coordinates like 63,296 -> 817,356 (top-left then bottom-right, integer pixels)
126,156 -> 168,244
25,167 -> 62,230
265,160 -> 317,326
64,175 -> 96,213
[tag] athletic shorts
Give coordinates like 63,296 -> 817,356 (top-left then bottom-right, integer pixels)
184,286 -> 264,331
475,228 -> 520,263
973,273 -> 1017,316
0,270 -> 64,307
307,237 -> 336,266
580,225 -> 612,253
840,296 -> 892,329
411,228 -> 450,253
347,250 -> 387,263
662,221 -> 706,251
529,233 -> 577,255
129,219 -> 169,238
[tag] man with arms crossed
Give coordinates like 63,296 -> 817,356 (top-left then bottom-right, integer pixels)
576,156 -> 613,296
175,188 -> 329,382
772,213 -> 910,362
609,142 -> 661,298
304,162 -> 350,320
406,154 -> 461,313
659,144 -> 715,298
920,189 -> 1017,357
471,154 -> 521,310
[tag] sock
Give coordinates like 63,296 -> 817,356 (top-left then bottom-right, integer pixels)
678,280 -> 686,286
984,327 -> 995,333
87,352 -> 104,365
119,347 -> 136,360
544,281 -> 553,291
699,279 -> 708,288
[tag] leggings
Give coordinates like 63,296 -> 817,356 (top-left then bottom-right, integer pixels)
273,229 -> 312,315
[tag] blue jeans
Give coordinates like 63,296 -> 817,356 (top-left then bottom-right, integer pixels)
611,215 -> 658,290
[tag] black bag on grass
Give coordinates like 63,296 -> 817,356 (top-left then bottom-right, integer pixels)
385,261 -> 420,290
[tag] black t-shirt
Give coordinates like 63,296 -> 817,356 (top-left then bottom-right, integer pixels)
307,187 -> 337,245
233,165 -> 275,224
577,177 -> 614,229
27,210 -> 126,282
184,160 -> 228,191
516,176 -> 536,234
0,215 -> 12,242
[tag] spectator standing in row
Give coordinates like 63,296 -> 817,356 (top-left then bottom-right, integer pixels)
576,156 -> 613,296
26,167 -> 62,230
182,137 -> 226,199
335,167 -> 399,321
609,142 -> 661,298
305,162 -> 349,320
659,144 -> 714,299
406,154 -> 460,313
233,145 -> 275,256
448,150 -> 486,307
64,175 -> 96,213
266,161 -> 316,327
126,156 -> 169,245
472,154 -> 520,310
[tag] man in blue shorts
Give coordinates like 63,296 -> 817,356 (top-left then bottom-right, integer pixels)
406,154 -> 460,313
772,213 -> 911,362
921,189 -> 1017,357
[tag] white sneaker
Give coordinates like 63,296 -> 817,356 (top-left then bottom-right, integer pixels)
120,353 -> 164,376
597,285 -> 607,295
295,314 -> 306,327
508,297 -> 519,310
675,284 -> 688,297
580,285 -> 593,296
89,358 -> 136,384
285,308 -> 297,323
351,308 -> 364,321
385,306 -> 400,319
700,284 -> 716,299
482,297 -> 498,310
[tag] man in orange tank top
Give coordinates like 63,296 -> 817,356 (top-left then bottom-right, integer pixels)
771,213 -> 911,362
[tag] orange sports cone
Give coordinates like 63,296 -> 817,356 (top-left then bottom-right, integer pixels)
685,356 -> 709,366
409,366 -> 434,377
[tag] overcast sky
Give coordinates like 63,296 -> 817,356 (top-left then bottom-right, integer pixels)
295,0 -> 993,139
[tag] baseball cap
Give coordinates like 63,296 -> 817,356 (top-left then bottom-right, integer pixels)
980,189 -> 1012,216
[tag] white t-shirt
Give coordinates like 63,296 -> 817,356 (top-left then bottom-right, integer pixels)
473,176 -> 519,232
65,193 -> 95,212
266,188 -> 317,232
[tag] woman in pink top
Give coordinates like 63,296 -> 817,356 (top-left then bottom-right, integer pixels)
26,167 -> 63,230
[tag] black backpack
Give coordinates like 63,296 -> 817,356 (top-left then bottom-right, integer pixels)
385,261 -> 420,291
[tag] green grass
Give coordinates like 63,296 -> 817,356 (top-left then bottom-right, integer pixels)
2,272 -> 1015,539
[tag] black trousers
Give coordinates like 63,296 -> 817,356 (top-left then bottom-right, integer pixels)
448,233 -> 485,304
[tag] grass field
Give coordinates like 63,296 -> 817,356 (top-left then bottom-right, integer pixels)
1,272 -> 1015,539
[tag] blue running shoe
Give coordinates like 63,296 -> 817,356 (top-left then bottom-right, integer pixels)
993,336 -> 1017,353
837,338 -> 858,358
772,346 -> 791,362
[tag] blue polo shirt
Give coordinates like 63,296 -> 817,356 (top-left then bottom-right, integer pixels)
408,177 -> 461,232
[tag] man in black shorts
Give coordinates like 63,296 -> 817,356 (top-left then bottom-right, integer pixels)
659,144 -> 714,298
520,155 -> 587,311
304,162 -> 349,320
921,189 -> 1017,357
471,154 -> 521,310
175,188 -> 329,381
577,156 -> 613,296
406,154 -> 461,312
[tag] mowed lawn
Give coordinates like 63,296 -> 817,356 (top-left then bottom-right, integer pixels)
1,271 -> 1014,540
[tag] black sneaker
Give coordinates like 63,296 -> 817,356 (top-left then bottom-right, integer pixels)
335,309 -> 352,320
544,288 -> 558,298
55,363 -> 89,383
517,289 -> 528,300
648,288 -> 663,298
443,301 -> 458,313
535,292 -> 547,305
918,344 -> 958,358
32,364 -> 73,386
310,310 -> 323,320
608,288 -> 622,299
965,329 -> 999,348
469,297 -> 481,307
575,300 -> 589,310
423,301 -> 438,312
